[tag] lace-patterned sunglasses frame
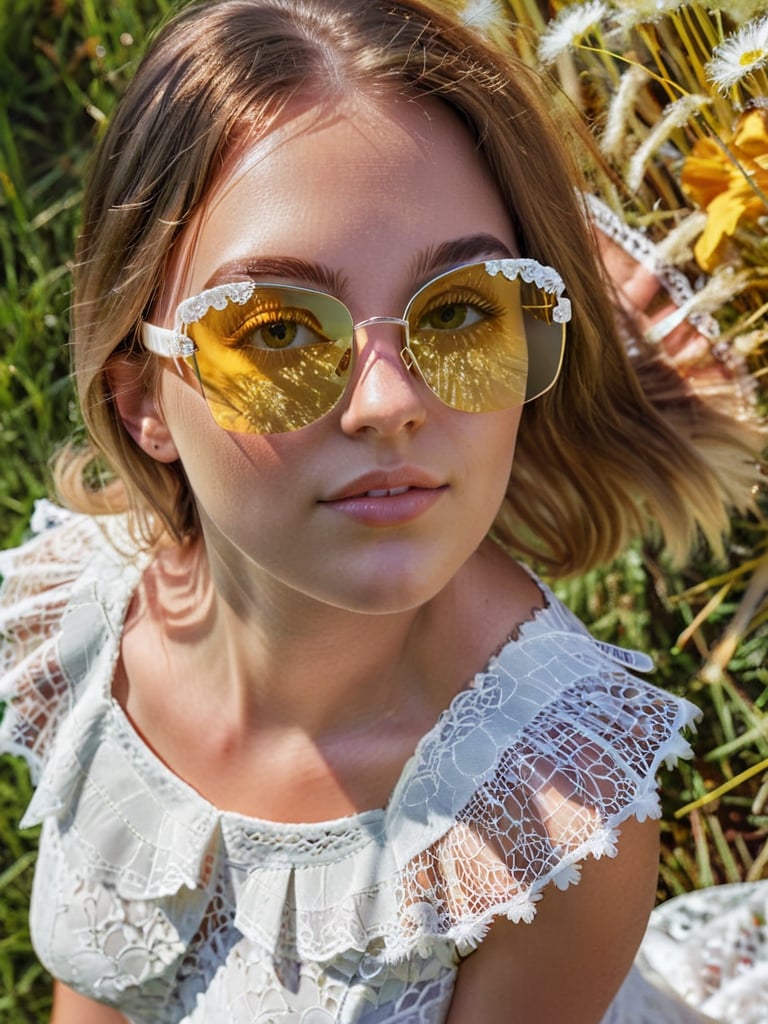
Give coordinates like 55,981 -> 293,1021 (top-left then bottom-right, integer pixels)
141,257 -> 571,435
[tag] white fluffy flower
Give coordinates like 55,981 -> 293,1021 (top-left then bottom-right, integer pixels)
601,65 -> 650,159
706,16 -> 768,92
626,93 -> 710,192
459,0 -> 505,35
733,327 -> 768,356
537,1 -> 609,64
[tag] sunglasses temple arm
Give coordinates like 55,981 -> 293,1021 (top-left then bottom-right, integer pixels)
141,322 -> 196,358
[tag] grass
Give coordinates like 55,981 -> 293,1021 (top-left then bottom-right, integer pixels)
0,0 -> 174,547
0,0 -> 766,1020
0,1 -> 173,1017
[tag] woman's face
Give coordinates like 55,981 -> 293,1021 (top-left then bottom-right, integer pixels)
150,93 -> 523,614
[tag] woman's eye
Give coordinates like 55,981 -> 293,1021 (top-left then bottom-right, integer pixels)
418,302 -> 485,331
231,309 -> 330,350
258,319 -> 301,349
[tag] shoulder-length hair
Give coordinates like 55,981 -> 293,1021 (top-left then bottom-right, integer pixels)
58,0 -> 760,575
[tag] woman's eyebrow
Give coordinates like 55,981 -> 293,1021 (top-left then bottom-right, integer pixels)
203,256 -> 346,294
410,234 -> 515,280
202,235 -> 512,297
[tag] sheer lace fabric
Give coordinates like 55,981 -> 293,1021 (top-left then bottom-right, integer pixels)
1,504 -> 764,1023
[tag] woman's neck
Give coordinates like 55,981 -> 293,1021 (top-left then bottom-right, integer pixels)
135,523 -> 540,735
117,528 -> 543,820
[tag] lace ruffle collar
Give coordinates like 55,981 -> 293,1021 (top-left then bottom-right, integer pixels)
1,507 -> 701,966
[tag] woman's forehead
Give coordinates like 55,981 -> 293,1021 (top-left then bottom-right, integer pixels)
161,92 -> 516,308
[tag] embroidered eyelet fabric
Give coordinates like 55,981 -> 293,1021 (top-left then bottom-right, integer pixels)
1,503 -> 766,1024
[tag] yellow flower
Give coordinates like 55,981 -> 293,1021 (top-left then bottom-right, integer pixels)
680,107 -> 768,272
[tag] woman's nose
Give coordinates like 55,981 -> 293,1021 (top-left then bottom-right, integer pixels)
338,322 -> 429,437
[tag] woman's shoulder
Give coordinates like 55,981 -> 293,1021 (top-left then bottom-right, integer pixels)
387,579 -> 700,917
0,501 -> 150,781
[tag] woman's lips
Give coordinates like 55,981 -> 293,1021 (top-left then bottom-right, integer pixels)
320,472 -> 447,526
364,485 -> 411,497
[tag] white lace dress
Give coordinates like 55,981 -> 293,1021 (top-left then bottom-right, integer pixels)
1,506 -> 766,1023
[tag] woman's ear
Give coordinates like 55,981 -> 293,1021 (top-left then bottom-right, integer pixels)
106,356 -> 179,463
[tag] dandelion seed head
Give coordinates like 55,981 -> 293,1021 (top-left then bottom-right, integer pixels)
655,212 -> 709,266
537,1 -> 608,64
685,267 -> 754,316
601,65 -> 650,159
627,94 -> 710,192
706,16 -> 768,92
733,327 -> 768,356
458,0 -> 505,34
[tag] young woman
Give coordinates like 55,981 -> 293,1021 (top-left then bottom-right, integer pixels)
0,1 -> 764,1022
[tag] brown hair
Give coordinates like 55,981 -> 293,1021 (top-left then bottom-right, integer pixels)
58,0 -> 762,574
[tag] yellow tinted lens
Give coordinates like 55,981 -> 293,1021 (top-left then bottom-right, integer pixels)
186,286 -> 353,433
406,263 -> 565,411
517,278 -> 566,403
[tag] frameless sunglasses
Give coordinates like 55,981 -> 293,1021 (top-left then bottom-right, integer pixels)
141,258 -> 571,435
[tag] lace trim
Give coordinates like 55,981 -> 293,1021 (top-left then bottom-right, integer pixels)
0,506 -> 150,783
179,281 -> 258,324
637,882 -> 768,1024
484,258 -> 571,324
585,193 -> 720,342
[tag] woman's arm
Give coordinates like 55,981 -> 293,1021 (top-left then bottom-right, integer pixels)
50,982 -> 129,1024
446,816 -> 660,1024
